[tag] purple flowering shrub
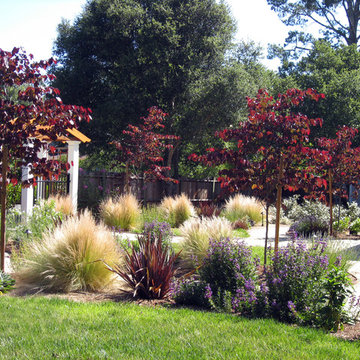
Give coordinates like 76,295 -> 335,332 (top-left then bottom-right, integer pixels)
170,276 -> 211,308
264,240 -> 352,329
199,238 -> 259,311
171,236 -> 353,330
143,220 -> 173,249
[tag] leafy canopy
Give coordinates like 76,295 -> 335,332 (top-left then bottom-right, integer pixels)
0,47 -> 91,185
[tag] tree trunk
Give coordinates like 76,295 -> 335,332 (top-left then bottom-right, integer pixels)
274,157 -> 284,253
264,204 -> 269,265
1,145 -> 8,272
329,168 -> 333,236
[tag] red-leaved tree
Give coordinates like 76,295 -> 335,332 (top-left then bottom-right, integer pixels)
112,106 -> 180,193
0,47 -> 92,270
191,88 -> 325,254
311,126 -> 360,235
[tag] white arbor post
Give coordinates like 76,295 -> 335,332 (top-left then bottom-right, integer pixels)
21,165 -> 33,216
21,145 -> 48,217
67,141 -> 80,212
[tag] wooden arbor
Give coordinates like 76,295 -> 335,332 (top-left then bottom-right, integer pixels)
21,127 -> 90,216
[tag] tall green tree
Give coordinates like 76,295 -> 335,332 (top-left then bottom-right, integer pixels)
267,0 -> 360,62
291,41 -> 360,138
52,0 -> 236,173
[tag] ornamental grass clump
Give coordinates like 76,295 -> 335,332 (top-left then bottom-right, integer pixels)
160,194 -> 195,227
179,216 -> 233,266
223,194 -> 263,225
99,193 -> 140,231
47,194 -> 75,217
16,210 -> 119,292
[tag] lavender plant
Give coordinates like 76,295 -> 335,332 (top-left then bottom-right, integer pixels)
199,238 -> 259,311
170,276 -> 210,308
143,220 -> 173,249
263,240 -> 352,329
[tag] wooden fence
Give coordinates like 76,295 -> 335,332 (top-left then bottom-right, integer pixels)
78,170 -> 222,208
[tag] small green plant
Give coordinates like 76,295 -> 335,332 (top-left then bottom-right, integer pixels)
171,276 -> 210,308
333,217 -> 350,232
99,193 -> 140,231
106,234 -> 180,299
289,215 -> 328,237
0,271 -> 15,294
318,265 -> 352,332
143,220 -> 173,249
139,205 -> 168,229
16,210 -> 119,292
350,218 -> 360,234
6,200 -> 63,247
6,183 -> 21,209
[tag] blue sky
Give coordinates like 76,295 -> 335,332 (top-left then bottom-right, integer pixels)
0,0 -> 289,69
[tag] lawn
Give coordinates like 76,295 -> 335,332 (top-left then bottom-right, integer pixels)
0,296 -> 359,360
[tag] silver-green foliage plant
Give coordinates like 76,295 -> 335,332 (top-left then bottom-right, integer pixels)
6,200 -> 62,246
284,196 -> 329,224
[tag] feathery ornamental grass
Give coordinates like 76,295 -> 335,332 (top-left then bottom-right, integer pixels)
47,194 -> 75,217
16,210 -> 119,292
224,194 -> 263,224
160,194 -> 195,227
179,216 -> 233,266
99,193 -> 140,230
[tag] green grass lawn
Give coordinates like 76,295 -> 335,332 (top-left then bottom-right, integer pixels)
0,296 -> 359,359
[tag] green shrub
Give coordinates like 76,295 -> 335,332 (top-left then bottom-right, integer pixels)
6,183 -> 21,209
0,271 -> 15,294
139,205 -> 168,230
143,220 -> 173,249
350,218 -> 360,234
334,217 -> 350,232
16,210 -> 119,292
264,241 -> 352,330
171,277 -> 210,308
289,215 -> 328,237
99,193 -> 140,231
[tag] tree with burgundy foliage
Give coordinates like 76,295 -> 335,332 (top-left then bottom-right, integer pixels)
311,126 -> 360,235
112,106 -> 180,193
0,47 -> 92,271
191,88 -> 324,254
